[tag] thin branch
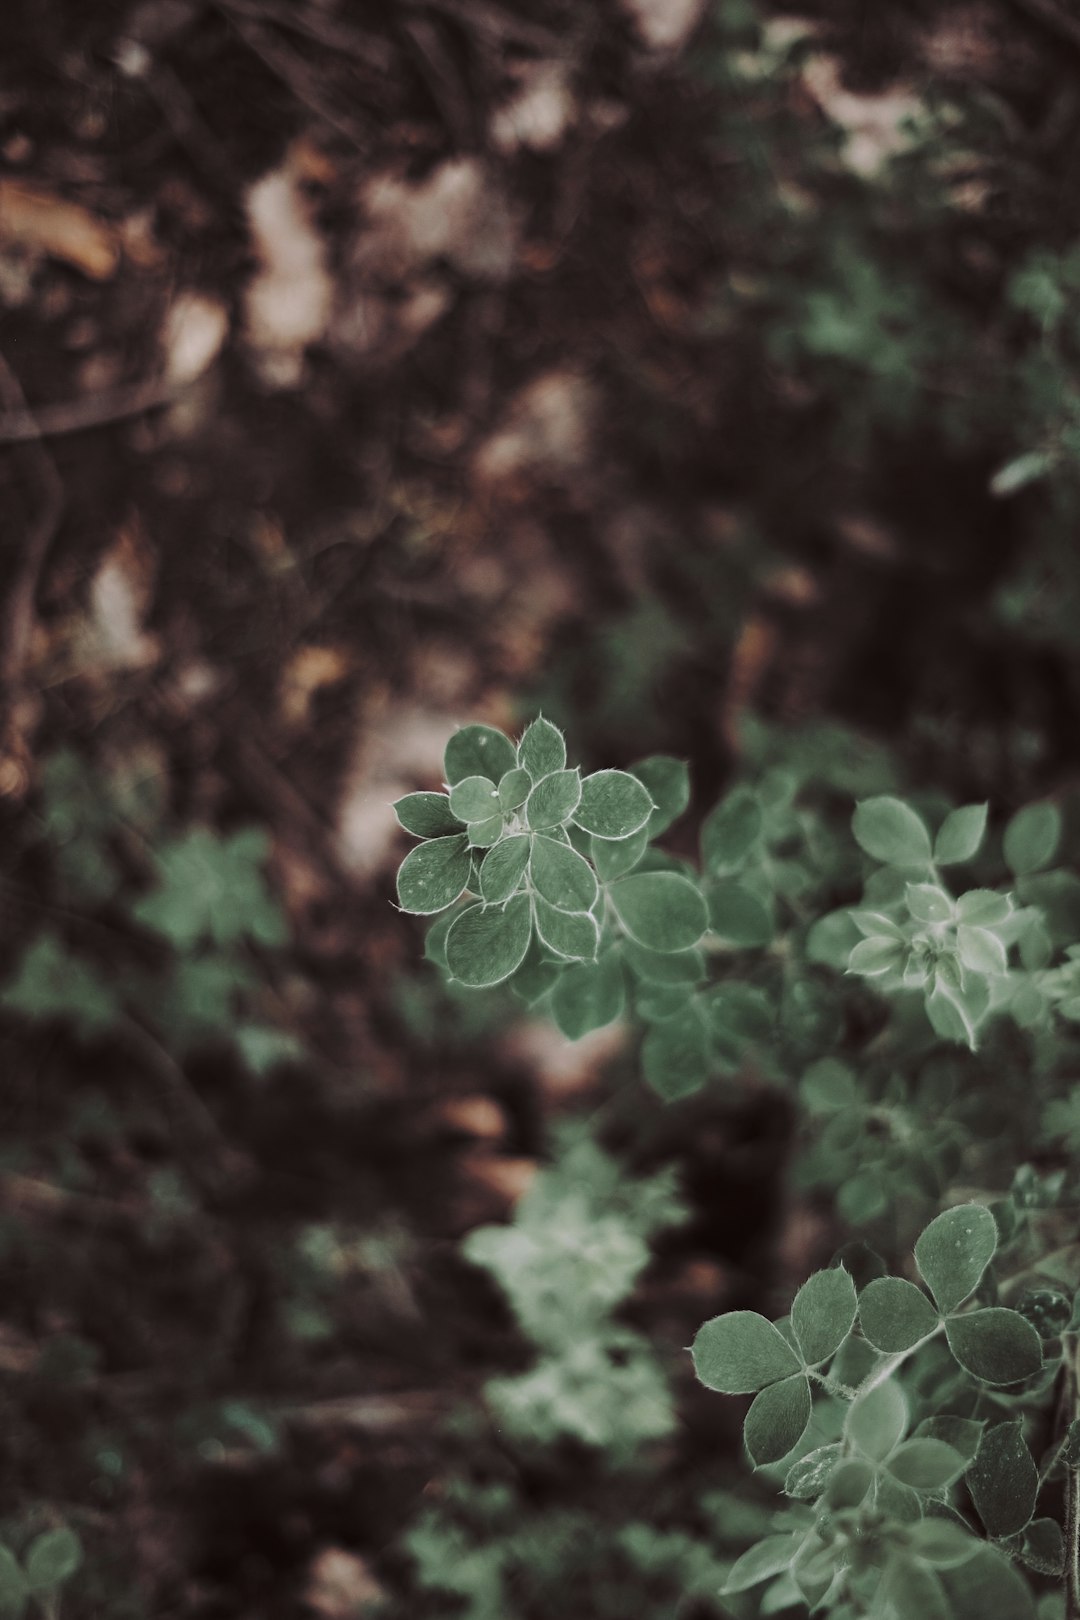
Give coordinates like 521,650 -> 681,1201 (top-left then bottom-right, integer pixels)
120,1016 -> 251,1196
0,379 -> 173,445
215,4 -> 368,149
217,0 -> 393,72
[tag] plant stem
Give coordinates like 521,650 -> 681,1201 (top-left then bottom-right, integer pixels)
1065,1338 -> 1080,1620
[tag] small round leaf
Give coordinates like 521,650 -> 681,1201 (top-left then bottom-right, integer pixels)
611,872 -> 708,953
853,796 -> 933,868
393,792 -> 463,838
858,1277 -> 940,1352
530,835 -> 599,912
790,1267 -> 857,1366
525,769 -> 582,831
444,725 -> 516,786
396,834 -> 472,915
517,717 -> 566,781
945,1308 -> 1043,1385
574,770 -> 654,840
744,1374 -> 812,1467
445,895 -> 532,987
914,1203 -> 998,1314
691,1311 -> 802,1394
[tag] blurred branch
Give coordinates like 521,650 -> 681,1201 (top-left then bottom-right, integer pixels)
1006,0 -> 1080,50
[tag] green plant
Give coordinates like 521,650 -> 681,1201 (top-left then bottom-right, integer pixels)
396,718 -> 1080,1617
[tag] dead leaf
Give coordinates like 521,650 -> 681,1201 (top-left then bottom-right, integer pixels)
354,158 -> 517,283
244,145 -> 333,388
162,292 -> 230,386
280,645 -> 351,729
802,55 -> 922,179
473,370 -> 596,492
0,180 -> 120,279
620,0 -> 707,53
491,63 -> 575,154
75,522 -> 160,675
304,1546 -> 385,1618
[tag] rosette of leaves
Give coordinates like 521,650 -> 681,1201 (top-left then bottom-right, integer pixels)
842,794 -> 1074,1050
395,720 -> 728,1098
692,1204 -> 1058,1616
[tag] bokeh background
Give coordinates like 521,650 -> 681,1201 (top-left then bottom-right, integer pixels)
3,0 -> 1080,1613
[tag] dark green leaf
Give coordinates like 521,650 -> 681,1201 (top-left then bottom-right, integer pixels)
444,725 -> 516,785
0,1548 -> 27,1619
913,1416 -> 984,1464
550,955 -> 624,1040
935,804 -> 988,865
845,1378 -> 907,1461
590,826 -> 649,880
790,1267 -> 857,1365
631,755 -> 690,837
887,1439 -> 966,1491
785,1443 -> 842,1500
532,896 -> 599,962
908,1519 -> 980,1569
574,770 -> 654,840
445,896 -> 532,987
517,717 -> 566,780
479,836 -> 531,903
853,797 -> 933,868
396,835 -> 472,915
800,1059 -> 857,1112
393,791 -> 463,837
914,1203 -> 998,1314
744,1374 -> 812,1466
1004,801 -> 1061,877
708,880 -> 773,947
824,1458 -> 874,1508
940,1548 -> 1036,1620
642,1001 -> 709,1099
24,1529 -> 82,1593
623,940 -> 705,985
691,1311 -> 802,1394
525,769 -> 582,831
882,1559 -> 950,1620
529,835 -> 599,912
967,1421 -> 1039,1537
701,787 -> 763,874
945,1309 -> 1043,1385
1021,1518 -> 1064,1576
610,872 -> 708,953
859,1277 -> 940,1352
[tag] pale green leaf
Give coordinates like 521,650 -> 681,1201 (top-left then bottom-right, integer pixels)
497,767 -> 532,811
906,883 -> 953,924
708,879 -> 773,948
517,717 -> 566,780
642,1000 -> 710,1099
844,1378 -> 907,1461
529,835 -> 599,912
858,1277 -> 939,1352
848,936 -> 904,976
24,1529 -> 82,1593
785,1443 -> 842,1500
590,825 -> 649,880
448,775 -> 499,823
908,1518 -> 980,1569
790,1267 -> 857,1365
957,889 -> 1012,925
610,872 -> 708,953
721,1534 -> 802,1595
622,940 -> 705,985
935,804 -> 988,865
1004,801 -> 1061,877
550,955 -> 624,1040
479,836 -> 531,903
956,924 -> 1007,977
466,813 -> 504,848
701,786 -> 762,875
532,896 -> 599,962
852,796 -> 932,868
631,755 -> 690,838
886,1438 -> 966,1491
525,769 -> 582,831
0,1548 -> 27,1619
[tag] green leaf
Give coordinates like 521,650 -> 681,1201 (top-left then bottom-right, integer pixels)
393,791 -> 463,837
744,1374 -> 812,1466
945,1308 -> 1043,1385
858,1277 -> 940,1352
913,1415 -> 984,1463
508,945 -> 561,1007
957,924 -> 1007,977
574,769 -> 654,840
550,955 -> 624,1040
707,879 -> 773,948
790,1267 -> 857,1365
940,1548 -> 1036,1620
825,1458 -> 874,1508
785,1443 -> 843,1500
610,872 -> 708,953
1003,801 -> 1061,877
479,836 -> 531,903
622,940 -> 705,985
702,788 -> 763,874
525,769 -> 582,831
24,1529 -> 82,1592
637,981 -> 695,1023
691,1311 -> 802,1394
914,1203 -> 998,1314
845,1378 -> 907,1461
926,971 -> 989,1051
1021,1518 -> 1064,1576
529,835 -> 599,912
642,1002 -> 710,1099
631,755 -> 690,837
721,1534 -> 802,1595
881,1559 -> 950,1620
532,896 -> 599,962
967,1421 -> 1039,1537
396,834 -> 472,914
1,933 -> 120,1038
935,804 -> 988,865
853,797 -> 933,868
886,1439 -> 967,1491
590,826 -> 649,880
0,1548 -> 27,1619
706,983 -> 773,1059
908,1519 -> 980,1569
800,1059 -> 857,1112
444,725 -> 516,786
134,827 -> 287,947
467,813 -> 504,848
497,767 -> 532,810
517,717 -> 566,780
445,895 -> 532,987
448,774 -> 500,823
848,935 -> 905,976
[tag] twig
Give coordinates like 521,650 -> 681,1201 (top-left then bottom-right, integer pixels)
217,0 -> 393,72
0,379 -> 173,444
120,1016 -> 251,1196
0,349 -> 64,788
1005,0 -> 1080,52
398,14 -> 474,147
216,4 -> 368,149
